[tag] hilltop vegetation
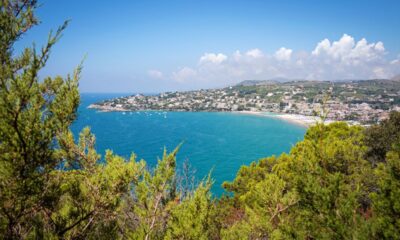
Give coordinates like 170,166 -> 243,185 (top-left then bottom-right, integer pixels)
1,1 -> 400,239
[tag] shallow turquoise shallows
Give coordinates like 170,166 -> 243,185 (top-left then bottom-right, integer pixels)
71,93 -> 306,196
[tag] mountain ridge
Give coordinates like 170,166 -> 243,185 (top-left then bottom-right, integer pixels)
235,78 -> 397,86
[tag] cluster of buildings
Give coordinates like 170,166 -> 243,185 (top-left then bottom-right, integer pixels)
89,80 -> 400,124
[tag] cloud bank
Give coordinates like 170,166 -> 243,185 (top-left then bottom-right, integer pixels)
147,69 -> 164,79
148,34 -> 400,88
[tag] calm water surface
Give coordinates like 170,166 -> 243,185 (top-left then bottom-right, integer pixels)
71,93 -> 306,196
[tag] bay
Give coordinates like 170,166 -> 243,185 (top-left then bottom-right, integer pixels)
71,93 -> 306,196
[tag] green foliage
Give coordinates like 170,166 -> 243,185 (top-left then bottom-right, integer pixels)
165,177 -> 215,240
49,128 -> 145,239
365,111 -> 400,165
221,123 -> 373,239
222,174 -> 298,239
0,1 -> 80,238
370,143 -> 400,239
126,147 -> 179,240
219,117 -> 400,239
223,156 -> 279,195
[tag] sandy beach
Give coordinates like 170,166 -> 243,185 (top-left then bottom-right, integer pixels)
238,111 -> 327,127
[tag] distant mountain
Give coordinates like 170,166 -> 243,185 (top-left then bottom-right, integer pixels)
235,77 -> 295,86
268,77 -> 290,82
235,78 -> 399,86
235,80 -> 277,86
391,74 -> 400,81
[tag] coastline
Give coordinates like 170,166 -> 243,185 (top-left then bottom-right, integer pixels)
88,105 -> 355,128
238,111 -> 320,127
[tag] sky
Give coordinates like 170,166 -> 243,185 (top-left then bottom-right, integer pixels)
14,0 -> 400,93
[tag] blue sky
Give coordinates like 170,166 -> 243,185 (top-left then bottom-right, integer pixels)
15,0 -> 400,92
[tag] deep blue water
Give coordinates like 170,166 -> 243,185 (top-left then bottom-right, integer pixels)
71,93 -> 306,196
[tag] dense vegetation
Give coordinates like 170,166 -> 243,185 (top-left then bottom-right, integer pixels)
1,1 -> 400,239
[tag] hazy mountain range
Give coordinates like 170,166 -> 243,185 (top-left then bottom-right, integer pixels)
236,75 -> 400,87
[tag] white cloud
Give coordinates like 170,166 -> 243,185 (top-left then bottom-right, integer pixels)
233,50 -> 242,61
154,34 -> 400,88
274,47 -> 293,61
391,59 -> 399,65
199,53 -> 227,64
375,41 -> 385,52
312,34 -> 386,65
148,69 -> 164,79
172,67 -> 197,83
246,48 -> 264,58
312,34 -> 356,59
312,38 -> 331,56
373,67 -> 387,78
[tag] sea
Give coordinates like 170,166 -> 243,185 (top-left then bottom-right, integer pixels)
71,93 -> 306,196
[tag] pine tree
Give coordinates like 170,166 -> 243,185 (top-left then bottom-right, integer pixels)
50,128 -> 145,239
125,148 -> 179,240
0,1 -> 80,238
165,176 -> 215,240
1,2 -> 146,238
221,123 -> 373,239
370,142 -> 400,239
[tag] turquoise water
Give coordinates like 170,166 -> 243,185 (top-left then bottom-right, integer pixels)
71,93 -> 306,196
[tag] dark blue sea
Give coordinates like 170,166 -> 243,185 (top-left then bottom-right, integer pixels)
71,93 -> 306,196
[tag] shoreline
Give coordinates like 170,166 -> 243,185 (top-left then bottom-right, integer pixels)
238,111 -> 320,127
88,105 -> 358,128
238,111 -> 360,127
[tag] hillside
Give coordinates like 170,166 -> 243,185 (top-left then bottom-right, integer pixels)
90,79 -> 400,124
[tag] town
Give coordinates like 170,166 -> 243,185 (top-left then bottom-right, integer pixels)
89,79 -> 400,124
